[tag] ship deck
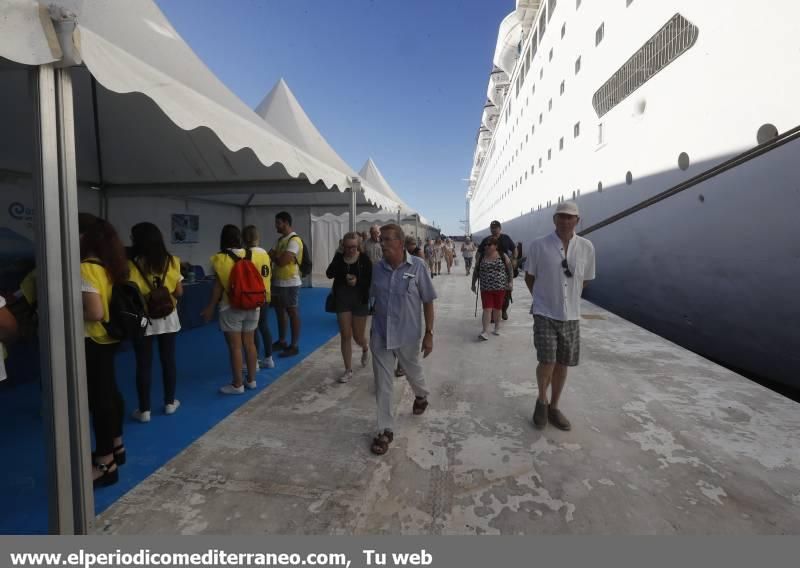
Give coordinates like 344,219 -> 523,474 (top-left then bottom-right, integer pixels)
97,273 -> 800,534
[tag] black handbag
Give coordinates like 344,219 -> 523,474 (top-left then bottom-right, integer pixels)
325,292 -> 336,313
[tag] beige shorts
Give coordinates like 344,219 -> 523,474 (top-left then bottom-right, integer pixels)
219,307 -> 259,333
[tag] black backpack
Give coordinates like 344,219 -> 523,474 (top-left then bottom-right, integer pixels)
86,261 -> 149,341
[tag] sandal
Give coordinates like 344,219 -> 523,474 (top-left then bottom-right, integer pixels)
93,444 -> 126,466
412,396 -> 429,416
92,458 -> 119,489
370,430 -> 394,455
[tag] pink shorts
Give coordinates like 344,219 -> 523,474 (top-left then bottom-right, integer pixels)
481,289 -> 506,310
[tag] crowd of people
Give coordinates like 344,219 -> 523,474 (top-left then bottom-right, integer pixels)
1,200 -> 594,487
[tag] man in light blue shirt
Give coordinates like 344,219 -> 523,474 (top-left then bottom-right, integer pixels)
369,224 -> 436,455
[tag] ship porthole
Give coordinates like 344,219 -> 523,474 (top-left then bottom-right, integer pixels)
597,181 -> 603,192
698,194 -> 705,203
678,152 -> 690,171
757,123 -> 779,145
625,171 -> 633,185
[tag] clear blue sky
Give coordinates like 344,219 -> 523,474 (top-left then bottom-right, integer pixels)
154,0 -> 511,235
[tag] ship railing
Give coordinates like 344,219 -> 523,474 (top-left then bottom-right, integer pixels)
579,124 -> 800,237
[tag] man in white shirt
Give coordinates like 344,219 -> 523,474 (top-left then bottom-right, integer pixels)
524,201 -> 596,431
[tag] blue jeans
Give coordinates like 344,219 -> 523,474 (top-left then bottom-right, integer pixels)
255,303 -> 273,359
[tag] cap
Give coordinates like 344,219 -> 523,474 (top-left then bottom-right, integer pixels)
555,201 -> 580,216
490,220 -> 501,228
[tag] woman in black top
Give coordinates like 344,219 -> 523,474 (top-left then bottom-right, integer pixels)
326,232 -> 373,383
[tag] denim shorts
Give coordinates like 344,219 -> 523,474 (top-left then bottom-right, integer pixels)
219,307 -> 259,333
272,285 -> 300,308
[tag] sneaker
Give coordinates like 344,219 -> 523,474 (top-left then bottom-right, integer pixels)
532,399 -> 548,429
278,345 -> 299,358
360,350 -> 370,367
491,329 -> 501,336
245,379 -> 257,390
132,409 -> 151,423
548,407 -> 572,431
338,370 -> 353,383
164,400 -> 181,415
256,359 -> 261,370
219,384 -> 245,395
261,356 -> 275,369
478,332 -> 489,341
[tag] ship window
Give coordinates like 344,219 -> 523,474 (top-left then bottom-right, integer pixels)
678,152 -> 690,171
592,14 -> 699,117
540,9 -> 547,39
627,0 -> 634,6
574,122 -> 581,137
757,123 -> 779,144
540,68 -> 544,79
548,99 -> 553,111
532,125 -> 535,135
549,0 -> 557,21
626,171 -> 633,185
559,137 -> 564,150
576,0 -> 581,8
531,165 -> 535,174
531,30 -> 539,56
560,81 -> 565,95
539,158 -> 543,168
548,149 -> 552,160
549,48 -> 554,62
561,24 -> 566,39
575,56 -> 581,74
598,182 -> 603,192
525,171 -> 528,180
598,122 -> 604,145
539,113 -> 543,124
595,23 -> 604,46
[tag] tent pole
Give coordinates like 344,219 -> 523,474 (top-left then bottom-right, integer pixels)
90,76 -> 107,219
349,178 -> 360,233
415,214 -> 419,240
32,63 -> 91,534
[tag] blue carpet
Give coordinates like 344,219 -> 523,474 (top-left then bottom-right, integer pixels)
0,288 -> 337,534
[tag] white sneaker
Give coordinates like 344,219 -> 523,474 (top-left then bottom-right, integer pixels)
338,370 -> 353,383
245,379 -> 257,390
478,332 -> 489,341
261,356 -> 275,369
164,400 -> 181,415
256,360 -> 261,370
492,329 -> 501,336
360,350 -> 370,367
219,384 -> 245,395
132,409 -> 151,423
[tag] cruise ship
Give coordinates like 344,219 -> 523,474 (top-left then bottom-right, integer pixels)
467,1 -> 800,391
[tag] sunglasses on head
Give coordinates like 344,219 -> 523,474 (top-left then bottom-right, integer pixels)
561,258 -> 573,278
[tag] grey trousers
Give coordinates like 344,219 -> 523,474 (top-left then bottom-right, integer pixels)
371,334 -> 430,433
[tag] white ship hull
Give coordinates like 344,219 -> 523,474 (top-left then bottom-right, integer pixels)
469,1 -> 800,389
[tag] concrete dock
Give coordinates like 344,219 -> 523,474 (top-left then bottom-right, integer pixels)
97,272 -> 800,534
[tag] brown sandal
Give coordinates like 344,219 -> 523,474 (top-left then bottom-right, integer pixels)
370,430 -> 394,455
412,397 -> 429,415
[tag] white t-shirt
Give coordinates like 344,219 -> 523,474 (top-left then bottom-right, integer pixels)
0,295 -> 7,382
525,231 -> 596,321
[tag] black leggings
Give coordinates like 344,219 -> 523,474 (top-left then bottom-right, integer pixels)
85,339 -> 123,456
133,332 -> 177,412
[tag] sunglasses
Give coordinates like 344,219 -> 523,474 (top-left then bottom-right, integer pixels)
561,259 -> 573,278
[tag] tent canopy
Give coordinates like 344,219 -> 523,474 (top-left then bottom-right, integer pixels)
0,0 -> 408,213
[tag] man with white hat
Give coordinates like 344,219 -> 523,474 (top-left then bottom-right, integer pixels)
524,201 -> 595,431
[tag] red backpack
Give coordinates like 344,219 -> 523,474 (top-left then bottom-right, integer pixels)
226,249 -> 266,310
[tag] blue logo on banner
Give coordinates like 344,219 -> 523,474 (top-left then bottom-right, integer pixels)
8,202 -> 33,221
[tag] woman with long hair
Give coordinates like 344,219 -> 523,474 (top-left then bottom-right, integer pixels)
79,212 -> 128,488
325,232 -> 372,383
202,225 -> 267,394
443,238 -> 455,274
471,236 -> 513,341
242,225 -> 274,370
128,222 -> 184,422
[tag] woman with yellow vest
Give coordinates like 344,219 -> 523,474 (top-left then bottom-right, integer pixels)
202,225 -> 269,394
79,213 -> 128,488
128,222 -> 184,423
242,225 -> 274,370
